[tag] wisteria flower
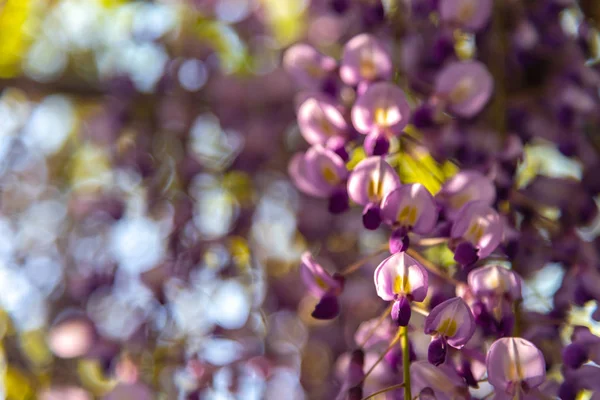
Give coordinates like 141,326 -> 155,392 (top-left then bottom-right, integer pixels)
340,33 -> 392,86
300,252 -> 344,320
451,201 -> 503,266
468,265 -> 522,303
351,82 -> 411,136
347,156 -> 401,230
425,297 -> 475,365
468,265 -> 522,336
436,170 -> 496,220
374,252 -> 429,325
410,361 -> 470,400
562,326 -> 600,369
434,61 -> 493,118
439,0 -> 493,32
487,337 -> 546,398
289,145 -> 350,213
381,183 -> 439,252
283,44 -> 337,89
297,94 -> 348,145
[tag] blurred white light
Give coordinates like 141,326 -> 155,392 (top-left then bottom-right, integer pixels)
23,255 -> 63,296
56,0 -> 103,50
178,59 -> 208,91
87,284 -> 152,340
189,114 -> 244,170
23,39 -> 68,82
17,200 -> 67,251
171,286 -> 214,336
0,263 -> 47,330
120,42 -> 169,93
132,3 -> 177,40
22,95 -> 75,155
209,280 -> 250,329
216,0 -> 250,23
0,218 -> 16,261
109,217 -> 164,274
194,187 -> 238,240
201,338 -> 243,366
523,263 -> 565,312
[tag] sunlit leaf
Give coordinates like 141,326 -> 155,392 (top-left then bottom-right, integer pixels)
0,0 -> 32,78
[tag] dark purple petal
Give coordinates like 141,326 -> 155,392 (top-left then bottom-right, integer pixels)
311,292 -> 341,320
428,336 -> 447,366
391,296 -> 412,326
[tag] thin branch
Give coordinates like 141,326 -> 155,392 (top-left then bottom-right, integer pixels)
359,303 -> 394,348
361,383 -> 405,400
340,246 -> 388,276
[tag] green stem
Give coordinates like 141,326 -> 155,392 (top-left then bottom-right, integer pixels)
400,326 -> 411,400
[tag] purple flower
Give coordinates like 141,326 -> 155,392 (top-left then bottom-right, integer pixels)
451,201 -> 503,264
300,252 -> 344,320
468,265 -> 522,302
410,361 -> 470,400
289,145 -> 348,198
300,252 -> 343,298
374,252 -> 429,325
297,94 -> 348,145
424,297 -> 475,348
283,44 -> 337,89
347,156 -> 401,230
347,156 -> 400,206
340,34 -> 392,86
434,61 -> 493,118
351,82 -> 412,136
439,0 -> 493,32
436,170 -> 496,220
486,337 -> 546,397
562,326 -> 600,369
381,183 -> 439,234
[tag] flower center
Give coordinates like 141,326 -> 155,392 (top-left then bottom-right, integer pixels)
393,274 -> 411,295
321,165 -> 339,185
465,220 -> 485,244
304,63 -> 325,78
315,276 -> 329,290
359,57 -> 377,80
449,77 -> 475,104
367,177 -> 382,201
397,205 -> 418,227
437,318 -> 458,337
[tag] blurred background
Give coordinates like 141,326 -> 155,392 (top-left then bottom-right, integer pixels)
0,0 -> 599,399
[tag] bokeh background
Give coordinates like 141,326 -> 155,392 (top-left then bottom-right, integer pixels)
0,0 -> 599,399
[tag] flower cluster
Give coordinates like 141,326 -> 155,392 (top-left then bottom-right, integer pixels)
287,0 -> 600,399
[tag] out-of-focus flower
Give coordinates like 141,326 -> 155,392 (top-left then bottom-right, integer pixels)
410,361 -> 470,400
297,94 -> 348,145
300,252 -> 344,320
439,0 -> 493,32
283,44 -> 337,89
487,337 -> 546,398
289,145 -> 348,198
351,82 -> 411,137
340,33 -> 392,86
436,170 -> 496,220
434,61 -> 493,118
451,201 -> 503,266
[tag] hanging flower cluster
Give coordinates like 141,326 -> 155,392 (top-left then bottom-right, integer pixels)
284,0 -> 600,399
